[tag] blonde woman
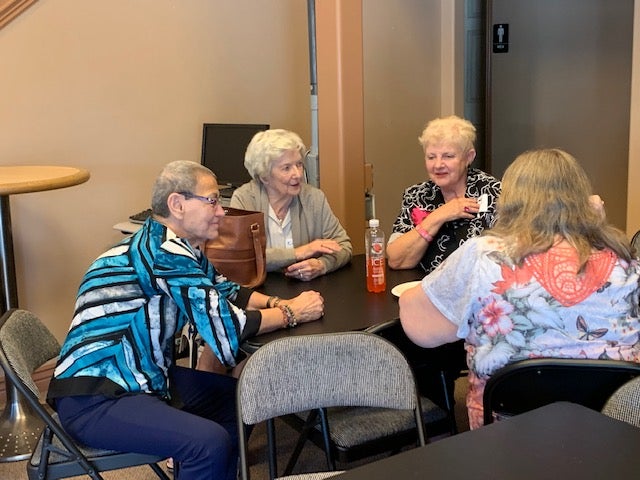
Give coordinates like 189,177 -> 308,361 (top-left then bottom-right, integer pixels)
387,115 -> 501,273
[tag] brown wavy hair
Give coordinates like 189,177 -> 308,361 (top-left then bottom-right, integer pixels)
488,148 -> 632,270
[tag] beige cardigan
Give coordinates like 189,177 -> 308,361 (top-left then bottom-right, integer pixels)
230,180 -> 352,273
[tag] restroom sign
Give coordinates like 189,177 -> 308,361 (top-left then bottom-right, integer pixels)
493,24 -> 509,53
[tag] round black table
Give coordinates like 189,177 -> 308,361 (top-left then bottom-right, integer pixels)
243,254 -> 423,352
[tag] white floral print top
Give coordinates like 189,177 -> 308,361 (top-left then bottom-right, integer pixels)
422,235 -> 640,429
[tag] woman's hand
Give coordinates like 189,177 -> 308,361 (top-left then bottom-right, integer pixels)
388,195 -> 482,270
588,194 -> 606,218
294,239 -> 342,262
429,196 -> 480,224
283,290 -> 324,322
285,258 -> 326,281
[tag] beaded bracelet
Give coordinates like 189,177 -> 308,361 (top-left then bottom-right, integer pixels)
278,304 -> 298,328
415,224 -> 434,243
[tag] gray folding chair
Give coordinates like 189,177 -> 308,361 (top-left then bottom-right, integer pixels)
0,309 -> 170,480
631,229 -> 640,257
602,376 -> 640,428
236,332 -> 427,480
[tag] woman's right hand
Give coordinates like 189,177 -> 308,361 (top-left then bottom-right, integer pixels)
283,291 -> 324,323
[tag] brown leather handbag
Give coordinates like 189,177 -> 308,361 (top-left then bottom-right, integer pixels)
205,207 -> 267,288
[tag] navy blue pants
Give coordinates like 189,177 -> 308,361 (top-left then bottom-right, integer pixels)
56,366 -> 238,480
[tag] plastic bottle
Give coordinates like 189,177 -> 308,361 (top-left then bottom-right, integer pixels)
365,219 -> 386,293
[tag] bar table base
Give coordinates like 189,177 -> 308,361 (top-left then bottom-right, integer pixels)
0,384 -> 43,462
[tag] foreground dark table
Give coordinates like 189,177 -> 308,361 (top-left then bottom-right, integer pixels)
331,402 -> 640,480
243,254 -> 422,352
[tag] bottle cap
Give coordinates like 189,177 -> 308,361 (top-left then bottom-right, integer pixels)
369,219 -> 379,228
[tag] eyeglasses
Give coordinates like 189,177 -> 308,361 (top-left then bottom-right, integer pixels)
178,192 -> 220,207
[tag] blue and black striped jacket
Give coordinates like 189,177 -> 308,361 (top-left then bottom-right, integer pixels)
47,218 -> 259,403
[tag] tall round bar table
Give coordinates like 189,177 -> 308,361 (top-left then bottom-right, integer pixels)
0,165 -> 90,462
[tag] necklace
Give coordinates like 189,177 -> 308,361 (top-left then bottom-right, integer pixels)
269,197 -> 291,226
272,208 -> 288,226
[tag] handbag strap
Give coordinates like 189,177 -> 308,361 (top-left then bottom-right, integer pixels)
248,222 -> 266,288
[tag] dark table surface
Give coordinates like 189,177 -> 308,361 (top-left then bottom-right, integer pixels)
330,402 -> 640,480
242,254 -> 423,352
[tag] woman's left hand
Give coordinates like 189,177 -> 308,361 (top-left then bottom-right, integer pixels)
285,258 -> 327,281
295,239 -> 342,261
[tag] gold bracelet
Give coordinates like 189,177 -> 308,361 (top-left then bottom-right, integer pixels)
278,304 -> 298,328
267,296 -> 279,309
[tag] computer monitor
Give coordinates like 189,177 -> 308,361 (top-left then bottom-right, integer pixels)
201,123 -> 269,188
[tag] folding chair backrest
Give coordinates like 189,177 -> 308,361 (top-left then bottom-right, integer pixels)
602,376 -> 640,428
236,332 -> 425,479
483,358 -> 640,425
0,309 -> 60,397
237,331 -> 419,426
631,229 -> 640,256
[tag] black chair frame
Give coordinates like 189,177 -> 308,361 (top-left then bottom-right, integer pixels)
0,309 -> 170,480
279,319 -> 456,470
482,357 -> 640,426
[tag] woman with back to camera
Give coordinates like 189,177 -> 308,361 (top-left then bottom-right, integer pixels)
399,148 -> 640,429
231,128 -> 352,280
387,115 -> 501,273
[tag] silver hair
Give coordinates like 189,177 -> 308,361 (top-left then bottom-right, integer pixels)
244,129 -> 307,181
151,160 -> 215,217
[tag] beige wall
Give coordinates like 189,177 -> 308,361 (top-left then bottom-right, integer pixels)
363,0 -> 445,235
0,0 -> 311,340
316,0 -> 366,253
1,0 -> 639,341
627,3 -> 640,236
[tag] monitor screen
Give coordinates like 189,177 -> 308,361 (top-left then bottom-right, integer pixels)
201,123 -> 269,188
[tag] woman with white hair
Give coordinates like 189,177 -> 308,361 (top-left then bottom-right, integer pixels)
231,128 -> 352,281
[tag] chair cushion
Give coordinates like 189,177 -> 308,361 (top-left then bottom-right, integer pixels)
277,472 -> 345,480
298,396 -> 447,448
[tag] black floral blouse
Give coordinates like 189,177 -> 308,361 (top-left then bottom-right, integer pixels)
390,168 -> 502,274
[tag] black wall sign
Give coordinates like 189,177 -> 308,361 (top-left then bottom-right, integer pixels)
493,23 -> 509,53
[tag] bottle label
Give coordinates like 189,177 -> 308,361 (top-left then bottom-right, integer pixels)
370,240 -> 384,256
367,239 -> 386,292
